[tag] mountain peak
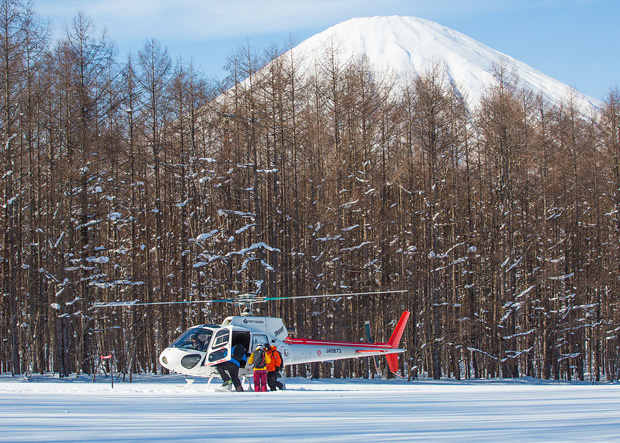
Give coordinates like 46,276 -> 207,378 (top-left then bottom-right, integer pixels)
288,16 -> 600,111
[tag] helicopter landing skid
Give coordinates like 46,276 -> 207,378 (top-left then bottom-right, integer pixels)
206,375 -> 254,392
241,375 -> 254,392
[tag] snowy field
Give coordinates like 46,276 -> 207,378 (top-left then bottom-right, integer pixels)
1,374 -> 620,442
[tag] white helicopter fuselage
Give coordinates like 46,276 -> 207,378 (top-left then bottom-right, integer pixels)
159,316 -> 290,378
158,312 -> 409,378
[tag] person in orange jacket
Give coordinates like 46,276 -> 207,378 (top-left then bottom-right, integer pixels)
265,344 -> 285,391
248,344 -> 271,392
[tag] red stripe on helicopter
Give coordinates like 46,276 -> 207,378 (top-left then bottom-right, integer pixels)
284,337 -> 394,348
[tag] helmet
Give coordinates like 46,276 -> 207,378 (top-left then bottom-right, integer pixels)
264,343 -> 270,349
255,345 -> 263,351
191,333 -> 198,341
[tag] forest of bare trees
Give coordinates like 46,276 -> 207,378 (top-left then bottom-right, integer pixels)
1,0 -> 620,382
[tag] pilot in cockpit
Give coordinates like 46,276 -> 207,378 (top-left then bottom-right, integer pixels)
191,333 -> 207,351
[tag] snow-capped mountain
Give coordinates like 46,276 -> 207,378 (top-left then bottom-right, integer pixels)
283,16 -> 600,112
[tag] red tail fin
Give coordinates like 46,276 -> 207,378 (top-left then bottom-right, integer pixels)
386,311 -> 410,374
388,311 -> 410,348
386,354 -> 399,374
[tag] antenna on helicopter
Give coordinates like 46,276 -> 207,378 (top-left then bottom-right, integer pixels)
236,293 -> 259,316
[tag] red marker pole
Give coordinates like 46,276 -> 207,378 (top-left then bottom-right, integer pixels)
101,354 -> 113,388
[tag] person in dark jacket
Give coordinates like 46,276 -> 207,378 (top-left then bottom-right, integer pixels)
215,343 -> 247,392
191,333 -> 206,351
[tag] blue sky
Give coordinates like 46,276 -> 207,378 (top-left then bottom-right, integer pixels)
35,0 -> 618,101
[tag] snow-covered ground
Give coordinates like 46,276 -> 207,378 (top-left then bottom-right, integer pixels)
1,374 -> 619,442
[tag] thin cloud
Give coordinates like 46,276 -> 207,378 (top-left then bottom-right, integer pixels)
34,0 -> 613,47
36,0 -> 563,42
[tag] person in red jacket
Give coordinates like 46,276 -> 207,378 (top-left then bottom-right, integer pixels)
265,344 -> 285,391
248,344 -> 271,392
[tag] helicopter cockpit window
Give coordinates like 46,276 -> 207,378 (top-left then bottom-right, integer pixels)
171,327 -> 214,351
212,329 -> 230,349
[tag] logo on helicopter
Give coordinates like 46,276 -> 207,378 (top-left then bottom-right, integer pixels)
243,318 -> 265,325
274,326 -> 285,337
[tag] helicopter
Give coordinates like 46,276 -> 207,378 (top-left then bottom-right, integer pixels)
94,291 -> 410,386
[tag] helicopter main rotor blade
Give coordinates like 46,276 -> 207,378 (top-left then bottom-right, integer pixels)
263,289 -> 408,302
92,299 -> 237,308
92,290 -> 407,308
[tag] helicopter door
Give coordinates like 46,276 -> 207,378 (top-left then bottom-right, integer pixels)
205,327 -> 231,366
251,334 -> 268,352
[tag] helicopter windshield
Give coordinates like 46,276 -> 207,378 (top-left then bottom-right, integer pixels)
170,326 -> 215,351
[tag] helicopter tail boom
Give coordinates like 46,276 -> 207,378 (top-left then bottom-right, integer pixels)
283,311 -> 410,372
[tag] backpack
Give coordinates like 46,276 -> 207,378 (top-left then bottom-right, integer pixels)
232,344 -> 246,362
253,348 -> 266,368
